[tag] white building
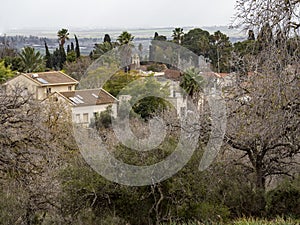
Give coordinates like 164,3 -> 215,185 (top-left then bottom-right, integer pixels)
55,89 -> 118,127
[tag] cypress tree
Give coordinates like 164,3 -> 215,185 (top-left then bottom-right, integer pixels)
52,46 -> 66,70
104,34 -> 111,43
44,41 -> 53,69
59,45 -> 66,67
71,42 -> 74,51
75,35 -> 80,58
67,44 -> 70,53
52,48 -> 61,70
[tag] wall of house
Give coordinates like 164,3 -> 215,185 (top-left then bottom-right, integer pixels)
5,75 -> 77,100
5,75 -> 39,98
72,103 -> 117,126
37,84 -> 76,100
168,95 -> 187,118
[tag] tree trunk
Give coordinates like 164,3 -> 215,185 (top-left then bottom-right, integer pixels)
254,164 -> 266,215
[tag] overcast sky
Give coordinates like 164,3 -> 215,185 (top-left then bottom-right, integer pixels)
0,0 -> 237,32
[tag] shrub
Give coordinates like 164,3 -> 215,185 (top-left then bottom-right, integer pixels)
266,177 -> 300,219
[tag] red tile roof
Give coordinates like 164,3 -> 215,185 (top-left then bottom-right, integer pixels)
164,69 -> 182,80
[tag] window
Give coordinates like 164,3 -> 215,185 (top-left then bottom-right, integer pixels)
75,114 -> 81,123
83,113 -> 89,123
46,87 -> 51,95
68,86 -> 72,91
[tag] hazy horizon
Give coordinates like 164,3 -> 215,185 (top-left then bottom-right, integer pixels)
0,0 -> 237,34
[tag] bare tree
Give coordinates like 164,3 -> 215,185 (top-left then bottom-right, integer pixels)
226,45 -> 300,213
232,0 -> 300,36
222,0 -> 300,213
0,86 -> 76,224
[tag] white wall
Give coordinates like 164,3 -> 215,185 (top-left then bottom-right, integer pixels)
5,75 -> 76,100
5,75 -> 38,98
72,103 -> 117,126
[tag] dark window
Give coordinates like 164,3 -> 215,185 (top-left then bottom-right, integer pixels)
46,87 -> 51,95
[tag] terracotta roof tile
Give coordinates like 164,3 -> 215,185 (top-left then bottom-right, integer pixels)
164,69 -> 182,81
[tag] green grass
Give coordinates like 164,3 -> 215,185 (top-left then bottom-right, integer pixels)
163,217 -> 300,225
231,217 -> 300,225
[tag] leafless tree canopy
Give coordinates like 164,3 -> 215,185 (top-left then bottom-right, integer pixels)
232,0 -> 300,35
0,86 -> 77,224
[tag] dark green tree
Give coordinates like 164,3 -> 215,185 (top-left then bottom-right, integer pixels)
52,48 -> 63,70
103,34 -> 111,43
180,67 -> 204,107
0,61 -> 14,83
121,75 -> 170,119
66,50 -> 76,63
3,55 -> 24,72
71,42 -> 74,51
59,45 -> 66,66
90,41 -> 114,60
117,31 -> 134,71
172,27 -> 184,44
117,31 -> 134,45
149,32 -> 167,61
209,30 -> 233,73
67,44 -> 70,53
182,28 -> 211,57
44,41 -> 53,69
90,34 -> 117,60
75,35 -> 80,58
103,70 -> 140,97
57,28 -> 69,47
153,32 -> 167,41
18,47 -> 45,73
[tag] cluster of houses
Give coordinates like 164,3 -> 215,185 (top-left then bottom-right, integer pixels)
3,71 -> 118,126
3,67 -> 235,127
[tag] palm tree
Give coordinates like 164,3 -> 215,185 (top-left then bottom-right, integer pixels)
57,28 -> 69,47
117,31 -> 134,46
91,41 -> 114,60
19,47 -> 45,73
172,28 -> 184,67
117,32 -> 134,71
180,68 -> 204,107
172,27 -> 184,44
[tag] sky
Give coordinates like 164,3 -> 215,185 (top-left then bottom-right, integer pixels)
0,0 -> 237,33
